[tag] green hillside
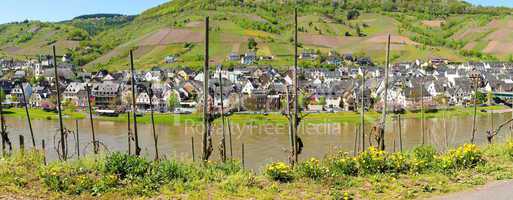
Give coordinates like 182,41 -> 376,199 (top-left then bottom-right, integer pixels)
1,0 -> 512,71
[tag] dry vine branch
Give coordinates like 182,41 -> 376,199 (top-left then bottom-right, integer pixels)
487,118 -> 513,143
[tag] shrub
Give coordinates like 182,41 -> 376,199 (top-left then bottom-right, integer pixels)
264,162 -> 293,182
39,164 -> 100,195
92,175 -> 118,195
148,160 -> 189,184
207,160 -> 242,175
327,153 -> 358,176
357,147 -> 388,174
439,144 -> 485,170
295,158 -> 328,180
204,160 -> 242,182
103,152 -> 150,179
413,146 -> 437,162
38,165 -> 72,192
411,146 -> 438,172
67,174 -> 95,195
386,152 -> 410,173
219,171 -> 256,193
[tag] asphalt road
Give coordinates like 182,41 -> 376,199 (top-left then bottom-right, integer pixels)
430,180 -> 513,200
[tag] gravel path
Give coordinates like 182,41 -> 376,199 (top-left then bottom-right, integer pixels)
430,180 -> 513,200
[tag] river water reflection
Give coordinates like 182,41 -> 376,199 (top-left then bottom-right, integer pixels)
4,112 -> 511,171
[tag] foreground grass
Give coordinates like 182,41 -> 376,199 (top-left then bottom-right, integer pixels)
3,105 -> 508,125
0,142 -> 512,199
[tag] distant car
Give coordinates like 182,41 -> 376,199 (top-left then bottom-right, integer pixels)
174,110 -> 192,114
96,109 -> 120,117
173,108 -> 192,114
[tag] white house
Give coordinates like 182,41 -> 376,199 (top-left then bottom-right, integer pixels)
30,93 -> 43,107
63,82 -> 87,108
284,74 -> 293,85
151,95 -> 167,112
325,95 -> 341,109
11,83 -> 32,104
136,92 -> 151,110
445,69 -> 461,86
427,81 -> 448,97
62,55 -> 71,63
312,77 -> 323,85
145,71 -> 162,82
34,63 -> 44,78
242,81 -> 254,95
41,58 -> 54,67
194,72 -> 205,82
214,95 -> 230,109
102,74 -> 115,82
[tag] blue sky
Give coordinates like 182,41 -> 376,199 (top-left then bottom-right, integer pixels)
0,0 -> 169,24
467,0 -> 513,7
0,0 -> 511,24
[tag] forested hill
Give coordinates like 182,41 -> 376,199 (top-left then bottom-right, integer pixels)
1,0 -> 512,71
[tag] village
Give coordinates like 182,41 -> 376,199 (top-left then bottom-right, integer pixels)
0,51 -> 508,116
5,1 -> 513,199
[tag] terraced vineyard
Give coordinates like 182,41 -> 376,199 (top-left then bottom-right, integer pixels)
1,0 -> 513,71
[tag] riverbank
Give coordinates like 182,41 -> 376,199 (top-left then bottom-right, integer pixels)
2,105 -> 509,125
0,142 -> 512,199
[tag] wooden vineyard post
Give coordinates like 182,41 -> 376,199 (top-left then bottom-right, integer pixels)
241,143 -> 245,169
202,16 -> 210,161
42,139 -> 46,165
228,118 -> 233,159
85,84 -> 98,154
19,82 -> 35,147
148,84 -> 159,161
219,67 -> 227,162
129,50 -> 141,156
127,112 -> 132,155
76,120 -> 80,158
361,70 -> 366,150
191,136 -> 195,162
19,135 -> 24,155
399,114 -> 403,152
52,46 -> 66,160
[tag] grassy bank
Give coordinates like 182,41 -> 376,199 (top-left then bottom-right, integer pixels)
2,105 -> 509,125
2,108 -> 86,120
0,142 -> 513,199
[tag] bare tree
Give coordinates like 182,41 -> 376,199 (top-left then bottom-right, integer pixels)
53,46 -> 67,160
372,34 -> 391,151
292,7 -> 306,164
202,16 -> 213,161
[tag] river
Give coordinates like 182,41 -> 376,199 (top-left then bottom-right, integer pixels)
3,112 -> 511,171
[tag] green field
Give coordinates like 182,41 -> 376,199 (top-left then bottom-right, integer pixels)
3,105 -> 508,126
